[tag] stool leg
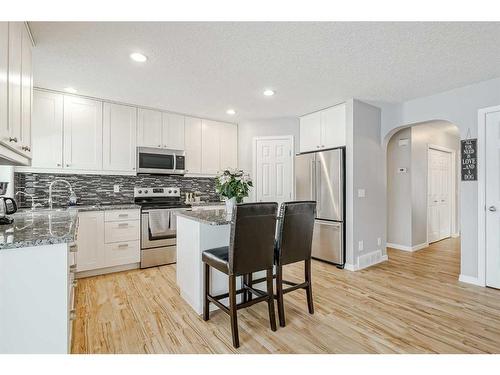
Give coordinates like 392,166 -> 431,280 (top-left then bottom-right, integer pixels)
229,274 -> 239,348
203,262 -> 210,321
266,268 -> 277,331
305,259 -> 314,314
276,264 -> 286,327
242,275 -> 248,303
248,272 -> 253,302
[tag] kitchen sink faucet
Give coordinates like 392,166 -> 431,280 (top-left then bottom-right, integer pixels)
48,180 -> 75,209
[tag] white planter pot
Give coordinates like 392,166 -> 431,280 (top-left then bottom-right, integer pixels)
225,197 -> 237,214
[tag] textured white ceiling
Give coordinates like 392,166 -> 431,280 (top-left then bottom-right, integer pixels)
30,22 -> 500,122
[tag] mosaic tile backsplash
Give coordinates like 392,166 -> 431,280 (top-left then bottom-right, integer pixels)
14,172 -> 221,208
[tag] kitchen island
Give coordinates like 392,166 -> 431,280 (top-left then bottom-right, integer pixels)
176,209 -> 268,315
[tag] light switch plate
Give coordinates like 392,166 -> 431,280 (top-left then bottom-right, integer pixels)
377,237 -> 382,246
113,184 -> 120,193
358,189 -> 365,198
358,241 -> 364,251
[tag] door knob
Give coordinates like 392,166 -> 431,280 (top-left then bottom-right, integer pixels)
489,206 -> 497,212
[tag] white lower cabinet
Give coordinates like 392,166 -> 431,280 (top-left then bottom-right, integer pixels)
76,209 -> 140,276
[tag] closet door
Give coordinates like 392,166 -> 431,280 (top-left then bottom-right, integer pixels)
427,148 -> 452,243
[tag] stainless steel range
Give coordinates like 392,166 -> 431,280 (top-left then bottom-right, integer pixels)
134,186 -> 190,268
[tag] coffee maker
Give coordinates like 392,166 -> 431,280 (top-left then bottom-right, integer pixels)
0,182 -> 18,225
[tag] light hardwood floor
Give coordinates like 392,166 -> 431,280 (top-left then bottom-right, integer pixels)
72,238 -> 500,353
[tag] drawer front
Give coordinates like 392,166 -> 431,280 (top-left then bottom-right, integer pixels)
105,220 -> 140,243
104,240 -> 140,268
105,209 -> 140,222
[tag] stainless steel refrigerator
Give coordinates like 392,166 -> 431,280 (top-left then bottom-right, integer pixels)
295,148 -> 345,267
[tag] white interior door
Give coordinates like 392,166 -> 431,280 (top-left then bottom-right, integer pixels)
254,137 -> 293,204
486,111 -> 500,289
428,148 -> 452,243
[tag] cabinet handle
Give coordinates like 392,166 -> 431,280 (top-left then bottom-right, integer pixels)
9,137 -> 18,143
118,214 -> 129,218
72,280 -> 78,287
321,145 -> 325,148
118,243 -> 129,248
69,310 -> 76,321
57,163 -> 61,167
158,144 -> 162,148
69,243 -> 78,253
69,264 -> 77,272
118,223 -> 129,228
316,145 -> 320,148
66,164 -> 70,167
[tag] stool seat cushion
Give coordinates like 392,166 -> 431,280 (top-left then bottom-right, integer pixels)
202,246 -> 230,274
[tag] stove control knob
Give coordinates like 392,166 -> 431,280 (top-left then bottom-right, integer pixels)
138,190 -> 142,194
168,190 -> 172,194
145,190 -> 149,194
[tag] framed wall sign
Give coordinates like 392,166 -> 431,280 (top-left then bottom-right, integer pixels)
461,138 -> 477,181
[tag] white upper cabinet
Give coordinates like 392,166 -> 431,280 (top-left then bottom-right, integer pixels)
31,91 -> 64,168
162,112 -> 185,150
0,23 -> 8,141
137,108 -> 162,148
219,122 -> 238,170
299,103 -> 346,153
63,95 -> 103,170
299,111 -> 321,153
7,22 -> 22,145
184,116 -> 202,174
201,119 -> 221,175
320,104 -> 346,149
20,25 -> 33,157
103,103 -> 137,172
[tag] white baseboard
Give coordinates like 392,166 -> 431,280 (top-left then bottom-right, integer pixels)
459,274 -> 485,287
387,242 -> 428,252
344,263 -> 357,271
451,232 -> 460,238
344,254 -> 389,272
76,262 -> 140,278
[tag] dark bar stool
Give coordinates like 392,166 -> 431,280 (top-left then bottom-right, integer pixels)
274,201 -> 316,327
202,202 -> 278,348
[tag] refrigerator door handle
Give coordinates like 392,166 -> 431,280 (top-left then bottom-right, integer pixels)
311,159 -> 316,201
316,160 -> 321,209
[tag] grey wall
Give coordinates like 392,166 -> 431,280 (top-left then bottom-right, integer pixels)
237,117 -> 299,174
381,77 -> 500,279
386,128 -> 412,247
346,99 -> 385,267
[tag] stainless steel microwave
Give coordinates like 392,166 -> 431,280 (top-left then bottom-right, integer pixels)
136,147 -> 186,175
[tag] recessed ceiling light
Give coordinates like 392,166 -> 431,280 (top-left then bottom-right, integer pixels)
263,89 -> 275,96
64,87 -> 77,94
226,109 -> 236,115
130,52 -> 147,62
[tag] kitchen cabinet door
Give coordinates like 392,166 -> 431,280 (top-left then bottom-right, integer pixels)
76,212 -> 105,272
137,108 -> 162,148
0,23 -> 8,141
320,103 -> 346,149
163,112 -> 185,150
219,122 -> 237,170
103,103 -> 137,172
7,22 -> 22,146
31,90 -> 64,168
299,111 -> 321,153
63,95 -> 103,170
20,25 -> 33,157
184,116 -> 202,174
201,119 -> 220,175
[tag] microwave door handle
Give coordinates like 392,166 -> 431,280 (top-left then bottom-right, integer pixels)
173,153 -> 177,171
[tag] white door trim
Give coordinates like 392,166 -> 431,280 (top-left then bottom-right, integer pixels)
478,105 -> 500,287
251,135 -> 295,203
426,144 -> 457,244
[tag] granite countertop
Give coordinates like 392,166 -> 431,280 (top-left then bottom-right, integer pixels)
0,204 -> 141,250
0,209 -> 79,250
187,201 -> 224,207
176,209 -> 232,226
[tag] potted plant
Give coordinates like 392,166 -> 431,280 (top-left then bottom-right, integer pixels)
215,169 -> 253,213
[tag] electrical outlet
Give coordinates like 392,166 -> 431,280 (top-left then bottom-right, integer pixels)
358,189 -> 365,198
358,240 -> 364,251
377,237 -> 382,246
113,184 -> 120,193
